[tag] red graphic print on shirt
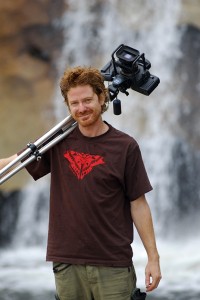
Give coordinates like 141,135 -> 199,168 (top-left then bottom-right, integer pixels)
64,150 -> 105,180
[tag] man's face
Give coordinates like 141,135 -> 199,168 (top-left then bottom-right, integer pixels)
67,85 -> 105,128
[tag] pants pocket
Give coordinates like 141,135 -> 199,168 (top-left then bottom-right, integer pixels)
53,263 -> 71,274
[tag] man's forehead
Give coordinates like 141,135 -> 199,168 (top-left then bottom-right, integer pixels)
68,85 -> 94,100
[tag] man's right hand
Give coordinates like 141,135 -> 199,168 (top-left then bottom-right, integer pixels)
0,155 -> 18,171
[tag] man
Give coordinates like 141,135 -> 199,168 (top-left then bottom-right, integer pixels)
0,66 -> 161,300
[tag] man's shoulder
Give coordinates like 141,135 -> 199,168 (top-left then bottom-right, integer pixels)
108,123 -> 138,146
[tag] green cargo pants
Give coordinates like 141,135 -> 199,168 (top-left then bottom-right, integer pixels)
53,263 -> 137,300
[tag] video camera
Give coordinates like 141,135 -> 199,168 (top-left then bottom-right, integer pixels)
101,44 -> 160,115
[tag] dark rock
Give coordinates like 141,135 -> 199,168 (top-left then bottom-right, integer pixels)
0,190 -> 21,246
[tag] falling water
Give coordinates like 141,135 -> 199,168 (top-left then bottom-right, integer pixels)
0,1 -> 200,299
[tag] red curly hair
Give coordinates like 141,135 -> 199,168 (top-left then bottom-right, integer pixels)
60,66 -> 109,113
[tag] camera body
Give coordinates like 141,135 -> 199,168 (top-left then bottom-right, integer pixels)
101,44 -> 160,101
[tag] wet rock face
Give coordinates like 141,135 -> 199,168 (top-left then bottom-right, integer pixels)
171,25 -> 200,219
0,190 -> 21,246
181,0 -> 200,28
0,0 -> 65,100
0,0 -> 65,190
0,0 -> 65,55
178,25 -> 200,149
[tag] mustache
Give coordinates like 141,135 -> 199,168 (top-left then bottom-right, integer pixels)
76,110 -> 92,117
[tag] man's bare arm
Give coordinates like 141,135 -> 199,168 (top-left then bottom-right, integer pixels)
131,194 -> 162,292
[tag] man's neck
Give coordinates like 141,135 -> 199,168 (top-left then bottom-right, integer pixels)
78,119 -> 109,137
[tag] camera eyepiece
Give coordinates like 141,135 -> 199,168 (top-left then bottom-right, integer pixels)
116,46 -> 140,70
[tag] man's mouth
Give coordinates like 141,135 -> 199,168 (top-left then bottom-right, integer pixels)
77,113 -> 91,119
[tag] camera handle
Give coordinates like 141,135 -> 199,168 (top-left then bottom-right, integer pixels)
113,98 -> 121,115
108,83 -> 129,115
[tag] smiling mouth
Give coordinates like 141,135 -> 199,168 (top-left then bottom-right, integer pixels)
78,113 -> 91,119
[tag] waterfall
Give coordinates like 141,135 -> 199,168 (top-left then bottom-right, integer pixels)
1,1 -> 200,299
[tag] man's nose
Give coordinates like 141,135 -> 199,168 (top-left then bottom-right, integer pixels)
78,102 -> 87,112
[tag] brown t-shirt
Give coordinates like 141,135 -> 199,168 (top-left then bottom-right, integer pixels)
25,122 -> 152,267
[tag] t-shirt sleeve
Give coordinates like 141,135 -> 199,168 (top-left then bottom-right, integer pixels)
124,141 -> 153,201
17,148 -> 51,181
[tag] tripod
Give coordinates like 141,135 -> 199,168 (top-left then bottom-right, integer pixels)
0,115 -> 77,185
